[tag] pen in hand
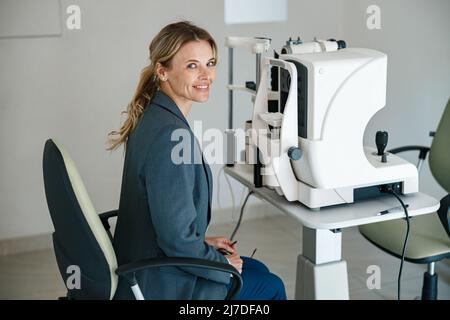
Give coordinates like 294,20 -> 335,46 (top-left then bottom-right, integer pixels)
218,240 -> 238,255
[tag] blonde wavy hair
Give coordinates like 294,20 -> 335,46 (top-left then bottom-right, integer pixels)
107,21 -> 217,151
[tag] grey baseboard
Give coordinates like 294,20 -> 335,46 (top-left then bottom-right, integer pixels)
0,233 -> 53,256
209,202 -> 282,225
0,203 -> 280,256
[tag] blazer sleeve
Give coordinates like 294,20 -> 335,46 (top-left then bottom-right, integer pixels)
144,124 -> 231,285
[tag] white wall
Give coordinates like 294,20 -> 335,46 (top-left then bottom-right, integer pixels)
1,0 -> 448,240
338,0 -> 450,201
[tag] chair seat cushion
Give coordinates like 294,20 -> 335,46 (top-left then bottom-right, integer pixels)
359,212 -> 450,263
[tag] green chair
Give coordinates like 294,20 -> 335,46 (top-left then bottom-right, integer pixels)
359,97 -> 450,300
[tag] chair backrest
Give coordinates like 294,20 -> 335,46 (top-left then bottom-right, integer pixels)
42,139 -> 118,299
429,98 -> 450,194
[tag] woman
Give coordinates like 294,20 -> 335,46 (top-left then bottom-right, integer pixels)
109,21 -> 286,300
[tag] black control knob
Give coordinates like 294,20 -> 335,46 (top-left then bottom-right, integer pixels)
376,131 -> 388,156
288,147 -> 302,161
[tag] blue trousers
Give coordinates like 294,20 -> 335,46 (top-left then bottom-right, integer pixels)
227,256 -> 287,300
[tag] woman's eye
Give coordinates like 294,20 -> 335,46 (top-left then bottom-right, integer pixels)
187,63 -> 197,69
207,61 -> 216,67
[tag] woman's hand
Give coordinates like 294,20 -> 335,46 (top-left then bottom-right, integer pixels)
226,252 -> 243,274
205,236 -> 236,255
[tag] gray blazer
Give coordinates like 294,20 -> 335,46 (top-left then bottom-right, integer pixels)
113,91 -> 230,300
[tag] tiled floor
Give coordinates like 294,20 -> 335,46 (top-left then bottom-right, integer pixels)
1,215 -> 450,300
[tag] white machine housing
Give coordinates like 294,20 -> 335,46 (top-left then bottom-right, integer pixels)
251,48 -> 419,209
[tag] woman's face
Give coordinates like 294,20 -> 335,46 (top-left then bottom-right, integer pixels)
158,40 -> 216,108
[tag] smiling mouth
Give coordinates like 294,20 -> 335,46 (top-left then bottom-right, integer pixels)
193,85 -> 209,89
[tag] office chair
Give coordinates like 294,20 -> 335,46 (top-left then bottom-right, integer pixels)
359,98 -> 450,300
42,139 -> 242,300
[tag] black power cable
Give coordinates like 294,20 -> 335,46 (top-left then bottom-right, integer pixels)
381,185 -> 411,300
230,191 -> 254,241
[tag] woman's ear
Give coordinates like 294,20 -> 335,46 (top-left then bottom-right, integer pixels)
156,63 -> 168,82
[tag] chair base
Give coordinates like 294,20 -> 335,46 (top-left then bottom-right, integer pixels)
422,271 -> 438,300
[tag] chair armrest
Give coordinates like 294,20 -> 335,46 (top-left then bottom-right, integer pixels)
116,257 -> 243,300
98,209 -> 118,232
388,145 -> 431,160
